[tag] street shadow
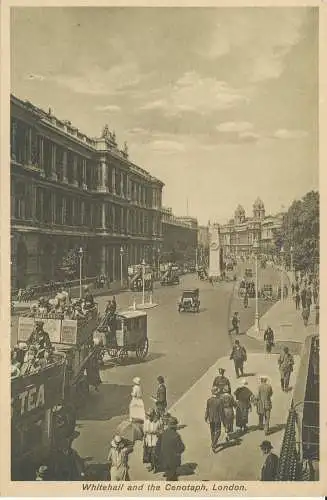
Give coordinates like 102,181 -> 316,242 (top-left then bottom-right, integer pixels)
84,461 -> 108,481
100,352 -> 165,369
77,383 -> 131,421
177,462 -> 198,476
214,438 -> 242,453
243,372 -> 257,377
266,423 -> 285,436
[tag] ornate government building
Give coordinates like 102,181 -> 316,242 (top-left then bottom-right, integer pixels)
220,198 -> 283,258
11,95 -> 164,287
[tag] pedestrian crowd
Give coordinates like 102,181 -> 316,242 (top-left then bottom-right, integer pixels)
26,286 -> 97,321
107,375 -> 187,482
291,274 -> 319,327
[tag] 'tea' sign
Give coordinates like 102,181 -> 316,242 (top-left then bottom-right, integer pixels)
11,384 -> 45,418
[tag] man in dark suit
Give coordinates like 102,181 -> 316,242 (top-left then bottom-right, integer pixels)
212,368 -> 231,395
205,387 -> 223,451
155,376 -> 167,416
260,440 -> 279,481
159,417 -> 185,481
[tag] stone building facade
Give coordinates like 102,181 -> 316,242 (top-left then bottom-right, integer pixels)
11,95 -> 164,288
161,207 -> 198,263
220,198 -> 282,258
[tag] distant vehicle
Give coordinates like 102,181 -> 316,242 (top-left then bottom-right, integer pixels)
178,288 -> 200,313
226,262 -> 234,271
160,273 -> 180,286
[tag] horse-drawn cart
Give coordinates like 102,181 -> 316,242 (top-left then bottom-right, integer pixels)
93,310 -> 149,364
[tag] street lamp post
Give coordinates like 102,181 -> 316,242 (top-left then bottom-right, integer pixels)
290,245 -> 294,279
141,258 -> 146,306
195,247 -> 198,270
280,246 -> 285,301
157,248 -> 161,280
120,246 -> 124,287
253,239 -> 260,334
78,247 -> 83,299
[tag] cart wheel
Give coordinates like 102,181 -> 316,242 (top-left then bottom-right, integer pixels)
117,348 -> 129,364
136,337 -> 149,360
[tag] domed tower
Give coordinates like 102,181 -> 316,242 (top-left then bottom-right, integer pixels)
234,205 -> 246,225
253,197 -> 265,220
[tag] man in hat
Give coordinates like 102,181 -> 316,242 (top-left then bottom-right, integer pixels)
83,285 -> 94,308
205,387 -> 223,451
259,440 -> 279,481
229,340 -> 247,378
278,346 -> 294,392
263,326 -> 274,354
229,312 -> 240,335
212,368 -> 231,395
256,376 -> 273,435
159,417 -> 185,481
154,376 -> 167,417
27,319 -> 53,358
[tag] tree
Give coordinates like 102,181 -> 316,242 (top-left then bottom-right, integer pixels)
274,191 -> 319,272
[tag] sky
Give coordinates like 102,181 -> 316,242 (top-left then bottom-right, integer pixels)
11,7 -> 318,225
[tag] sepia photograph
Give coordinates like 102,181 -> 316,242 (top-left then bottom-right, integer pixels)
2,2 -> 323,494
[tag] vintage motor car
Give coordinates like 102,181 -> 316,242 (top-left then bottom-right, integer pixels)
178,288 -> 200,313
160,269 -> 180,286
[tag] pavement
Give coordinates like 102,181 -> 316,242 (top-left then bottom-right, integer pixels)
247,296 -> 317,343
128,352 -> 299,481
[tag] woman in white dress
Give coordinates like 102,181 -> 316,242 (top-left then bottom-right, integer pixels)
129,377 -> 145,422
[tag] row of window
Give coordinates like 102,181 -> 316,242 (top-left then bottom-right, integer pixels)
11,118 -> 162,209
11,183 -> 161,236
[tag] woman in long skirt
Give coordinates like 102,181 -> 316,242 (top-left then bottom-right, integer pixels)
234,379 -> 253,433
129,377 -> 145,423
220,387 -> 237,438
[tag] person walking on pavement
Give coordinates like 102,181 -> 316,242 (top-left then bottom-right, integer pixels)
107,435 -> 133,481
243,291 -> 249,309
230,340 -> 247,378
315,304 -> 319,325
234,379 -> 254,433
278,346 -> 294,392
229,312 -> 240,335
129,377 -> 145,423
302,306 -> 310,327
263,326 -> 274,353
306,287 -> 312,312
212,368 -> 231,395
153,376 -> 167,417
159,417 -> 185,481
300,287 -> 307,310
220,386 -> 237,438
205,387 -> 223,451
259,440 -> 279,481
256,375 -> 273,435
295,291 -> 300,310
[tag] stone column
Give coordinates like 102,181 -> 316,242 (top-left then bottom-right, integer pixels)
11,119 -> 17,160
102,203 -> 106,229
31,184 -> 37,221
112,246 -> 116,281
51,192 -> 57,224
112,166 -> 116,194
73,155 -> 79,187
100,245 -> 106,275
82,159 -> 87,188
62,197 -> 66,225
51,143 -> 57,180
126,208 -> 130,234
120,172 -> 124,197
62,150 -> 68,183
27,127 -> 32,164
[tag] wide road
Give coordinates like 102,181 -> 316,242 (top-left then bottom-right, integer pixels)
72,262 -> 284,467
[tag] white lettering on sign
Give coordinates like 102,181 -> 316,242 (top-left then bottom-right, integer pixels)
18,384 -> 45,416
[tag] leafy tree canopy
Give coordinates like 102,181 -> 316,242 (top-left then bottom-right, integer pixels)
274,191 -> 319,272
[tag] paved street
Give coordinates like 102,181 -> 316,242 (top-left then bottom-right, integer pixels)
70,263 -> 283,471
10,262 -> 285,477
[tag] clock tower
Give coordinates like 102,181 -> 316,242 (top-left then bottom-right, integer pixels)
208,222 -> 222,278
